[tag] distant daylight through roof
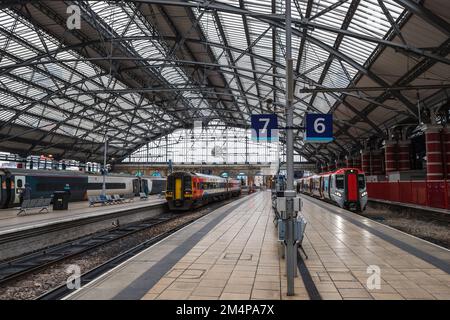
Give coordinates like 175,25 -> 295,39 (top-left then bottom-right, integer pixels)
0,0 -> 449,164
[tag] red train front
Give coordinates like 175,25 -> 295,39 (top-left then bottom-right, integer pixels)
165,172 -> 241,210
297,168 -> 368,211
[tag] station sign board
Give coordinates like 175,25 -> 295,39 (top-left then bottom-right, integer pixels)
294,162 -> 317,170
251,114 -> 278,142
304,113 -> 333,143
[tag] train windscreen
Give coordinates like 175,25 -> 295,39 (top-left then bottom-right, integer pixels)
132,179 -> 140,194
358,174 -> 366,189
183,176 -> 191,191
335,175 -> 344,189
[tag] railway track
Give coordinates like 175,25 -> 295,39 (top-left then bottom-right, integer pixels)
0,214 -> 176,285
0,195 -> 245,300
38,216 -> 200,300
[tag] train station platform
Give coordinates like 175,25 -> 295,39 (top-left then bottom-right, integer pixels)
0,196 -> 166,261
67,191 -> 450,300
0,195 -> 165,235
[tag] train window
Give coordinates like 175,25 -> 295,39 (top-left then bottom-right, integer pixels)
183,176 -> 191,190
167,177 -> 173,191
17,179 -> 23,188
358,175 -> 365,189
87,183 -> 126,190
335,175 -> 344,189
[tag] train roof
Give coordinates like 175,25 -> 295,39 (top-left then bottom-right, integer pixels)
193,172 -> 227,180
0,168 -> 165,179
170,171 -> 237,181
332,168 -> 364,175
299,167 -> 365,179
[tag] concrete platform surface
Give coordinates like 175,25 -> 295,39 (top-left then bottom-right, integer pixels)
67,191 -> 450,300
0,195 -> 166,235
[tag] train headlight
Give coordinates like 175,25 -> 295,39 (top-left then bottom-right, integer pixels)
335,191 -> 342,197
361,191 -> 367,197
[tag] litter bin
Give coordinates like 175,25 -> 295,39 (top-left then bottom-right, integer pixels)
53,191 -> 69,210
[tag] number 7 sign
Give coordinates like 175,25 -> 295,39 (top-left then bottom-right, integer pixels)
305,113 -> 333,143
251,114 -> 278,142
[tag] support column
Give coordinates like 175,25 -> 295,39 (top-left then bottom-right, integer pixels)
398,140 -> 411,171
445,128 -> 450,179
384,140 -> 398,173
371,151 -> 383,175
361,150 -> 371,174
345,156 -> 353,168
328,161 -> 336,171
353,155 -> 361,170
425,126 -> 444,180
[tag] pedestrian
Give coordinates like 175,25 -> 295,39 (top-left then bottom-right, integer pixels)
19,187 -> 24,205
64,183 -> 71,201
64,183 -> 71,195
23,183 -> 31,201
63,183 -> 71,209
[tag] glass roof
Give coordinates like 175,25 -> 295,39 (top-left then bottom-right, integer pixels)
1,0 -> 447,163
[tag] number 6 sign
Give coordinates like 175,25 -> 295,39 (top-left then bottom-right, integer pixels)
305,113 -> 333,143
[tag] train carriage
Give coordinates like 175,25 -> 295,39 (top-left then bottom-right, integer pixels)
0,168 -> 166,208
297,168 -> 367,212
166,172 -> 241,210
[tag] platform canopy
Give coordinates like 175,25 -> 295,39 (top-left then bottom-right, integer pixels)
0,0 -> 449,163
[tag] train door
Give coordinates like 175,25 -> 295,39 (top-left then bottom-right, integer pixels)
323,176 -> 328,199
1,174 -> 13,208
0,173 -> 4,208
319,177 -> 323,198
175,177 -> 182,200
328,176 -> 331,199
346,171 -> 358,202
14,175 -> 25,204
141,179 -> 149,195
132,179 -> 140,195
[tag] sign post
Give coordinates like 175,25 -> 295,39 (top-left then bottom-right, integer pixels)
250,4 -> 333,297
102,136 -> 108,197
284,0 -> 297,297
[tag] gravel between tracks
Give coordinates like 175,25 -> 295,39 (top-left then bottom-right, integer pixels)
363,205 -> 450,249
0,209 -> 209,300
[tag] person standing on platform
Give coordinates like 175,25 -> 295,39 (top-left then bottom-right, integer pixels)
64,183 -> 71,194
144,183 -> 149,196
64,183 -> 71,200
21,183 -> 31,204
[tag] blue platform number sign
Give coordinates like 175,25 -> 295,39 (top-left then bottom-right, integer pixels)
305,113 -> 333,143
251,114 -> 278,142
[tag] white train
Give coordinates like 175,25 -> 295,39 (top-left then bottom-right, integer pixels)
297,168 -> 368,212
0,168 -> 166,208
